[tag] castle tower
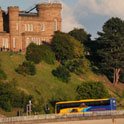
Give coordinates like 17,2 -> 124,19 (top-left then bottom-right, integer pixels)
8,6 -> 20,51
0,7 -> 3,32
36,3 -> 62,42
8,6 -> 19,35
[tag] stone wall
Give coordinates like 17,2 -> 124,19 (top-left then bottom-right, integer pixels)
0,3 -> 62,51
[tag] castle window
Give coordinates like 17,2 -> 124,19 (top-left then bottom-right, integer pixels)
28,24 -> 30,31
41,24 -> 45,32
36,38 -> 39,45
13,38 -> 16,49
31,24 -> 33,31
16,23 -> 19,31
2,38 -> 8,48
25,24 -> 27,31
2,38 -> 5,48
6,39 -> 8,48
26,37 -> 30,47
32,38 -> 34,43
54,19 -> 57,31
38,38 -> 41,45
42,38 -> 46,44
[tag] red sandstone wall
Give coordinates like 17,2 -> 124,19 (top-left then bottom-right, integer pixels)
0,3 -> 62,52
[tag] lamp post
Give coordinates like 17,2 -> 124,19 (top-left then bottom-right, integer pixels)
26,100 -> 32,116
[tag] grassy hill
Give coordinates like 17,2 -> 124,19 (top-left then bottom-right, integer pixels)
0,52 -> 124,116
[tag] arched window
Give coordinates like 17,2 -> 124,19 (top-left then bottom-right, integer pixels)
2,38 -> 8,48
28,24 -> 30,31
25,24 -> 27,31
5,39 -> 8,48
38,38 -> 41,45
54,19 -> 57,31
16,23 -> 19,31
13,38 -> 16,48
2,38 -> 5,48
31,24 -> 33,31
26,37 -> 30,47
41,24 -> 45,32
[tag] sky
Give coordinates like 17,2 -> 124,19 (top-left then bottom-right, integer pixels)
0,0 -> 123,39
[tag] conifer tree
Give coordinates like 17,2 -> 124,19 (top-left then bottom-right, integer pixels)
97,17 -> 124,85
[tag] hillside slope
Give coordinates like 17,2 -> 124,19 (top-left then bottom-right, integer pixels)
0,52 -> 124,116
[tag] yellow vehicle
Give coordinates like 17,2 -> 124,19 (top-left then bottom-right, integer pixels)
55,98 -> 116,114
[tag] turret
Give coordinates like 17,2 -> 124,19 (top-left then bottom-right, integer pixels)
8,6 -> 19,35
36,3 -> 62,31
0,7 -> 3,32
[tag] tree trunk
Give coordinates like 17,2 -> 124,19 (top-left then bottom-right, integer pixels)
113,68 -> 121,85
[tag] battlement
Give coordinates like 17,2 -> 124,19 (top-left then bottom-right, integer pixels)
0,2 -> 62,52
36,3 -> 62,9
8,6 -> 19,12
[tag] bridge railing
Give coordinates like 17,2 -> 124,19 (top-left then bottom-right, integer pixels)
0,110 -> 124,123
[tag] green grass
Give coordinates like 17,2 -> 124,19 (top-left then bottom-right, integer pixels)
0,52 -> 83,102
0,52 -> 124,116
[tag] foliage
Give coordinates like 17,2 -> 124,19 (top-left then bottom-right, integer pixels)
51,31 -> 74,62
63,57 -> 90,75
0,80 -> 31,112
69,28 -> 91,51
0,68 -> 7,80
32,98 -> 45,113
96,17 -> 124,84
26,43 -> 55,65
39,44 -> 55,64
76,81 -> 110,99
16,61 -> 36,75
52,66 -> 71,83
51,31 -> 88,75
26,43 -> 42,64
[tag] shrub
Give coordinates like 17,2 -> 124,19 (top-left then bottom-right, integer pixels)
32,98 -> 45,113
40,44 -> 55,64
0,68 -> 7,80
26,43 -> 42,64
52,66 -> 70,83
0,81 -> 32,111
16,61 -> 36,75
76,81 -> 110,99
51,31 -> 74,62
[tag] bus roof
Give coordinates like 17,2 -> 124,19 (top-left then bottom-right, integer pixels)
56,98 -> 111,105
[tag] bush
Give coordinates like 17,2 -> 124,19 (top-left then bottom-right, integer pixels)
76,81 -> 110,99
51,31 -> 74,62
26,43 -> 42,64
63,58 -> 90,75
32,98 -> 45,113
52,66 -> 70,83
40,44 -> 55,64
16,61 -> 36,75
0,81 -> 32,111
0,68 -> 7,80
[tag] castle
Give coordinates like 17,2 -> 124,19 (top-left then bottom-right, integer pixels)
0,2 -> 62,52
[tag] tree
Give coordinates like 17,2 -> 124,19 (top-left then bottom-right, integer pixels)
26,43 -> 42,64
96,17 -> 124,85
69,28 -> 91,51
52,66 -> 70,83
0,80 -> 31,111
51,31 -> 85,62
51,31 -> 88,75
76,81 -> 110,99
51,31 -> 74,62
16,61 -> 36,75
39,44 -> 55,64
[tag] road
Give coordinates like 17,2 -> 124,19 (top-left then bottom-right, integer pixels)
35,118 -> 124,124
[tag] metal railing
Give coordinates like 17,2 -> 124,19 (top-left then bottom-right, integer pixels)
0,110 -> 124,123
